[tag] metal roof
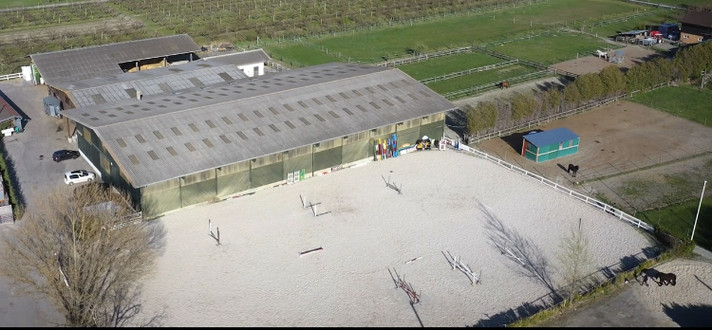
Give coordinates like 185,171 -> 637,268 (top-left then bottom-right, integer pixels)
60,60 -> 249,108
523,127 -> 579,147
30,34 -> 199,86
62,62 -> 458,188
203,49 -> 271,66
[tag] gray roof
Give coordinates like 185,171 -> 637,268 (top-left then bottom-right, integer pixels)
30,34 -> 199,86
203,49 -> 271,66
61,60 -> 249,108
62,62 -> 458,188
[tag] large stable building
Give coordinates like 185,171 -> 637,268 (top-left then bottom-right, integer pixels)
39,36 -> 457,217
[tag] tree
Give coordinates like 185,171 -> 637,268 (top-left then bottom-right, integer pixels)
509,91 -> 538,121
557,218 -> 592,305
0,183 -> 166,327
466,100 -> 498,134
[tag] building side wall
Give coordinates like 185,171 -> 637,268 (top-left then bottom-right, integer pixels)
138,115 -> 447,218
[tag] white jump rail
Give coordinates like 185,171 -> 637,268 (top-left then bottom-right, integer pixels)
440,137 -> 654,232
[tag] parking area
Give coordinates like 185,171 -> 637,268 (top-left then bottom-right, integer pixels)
1,79 -> 100,214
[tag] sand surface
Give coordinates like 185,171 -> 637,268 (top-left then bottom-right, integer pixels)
139,149 -> 655,327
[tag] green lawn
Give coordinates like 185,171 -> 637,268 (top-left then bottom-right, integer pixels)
426,64 -> 539,94
629,85 -> 712,128
638,197 -> 712,251
492,32 -> 615,65
397,53 -> 502,80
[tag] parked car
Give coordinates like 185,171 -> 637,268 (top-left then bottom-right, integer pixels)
53,150 -> 80,162
64,170 -> 95,186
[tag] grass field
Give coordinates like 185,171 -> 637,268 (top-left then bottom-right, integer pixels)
638,197 -> 712,251
629,85 -> 712,128
426,64 -> 539,94
397,53 -> 503,80
489,31 -> 620,64
292,0 -> 646,63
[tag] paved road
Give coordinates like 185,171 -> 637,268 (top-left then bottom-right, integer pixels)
0,78 -> 95,327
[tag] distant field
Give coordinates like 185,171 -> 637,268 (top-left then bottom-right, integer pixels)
629,85 -> 712,128
299,0 -> 646,63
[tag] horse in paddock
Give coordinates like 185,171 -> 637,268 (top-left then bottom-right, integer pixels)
567,164 -> 579,177
497,80 -> 510,89
656,272 -> 677,286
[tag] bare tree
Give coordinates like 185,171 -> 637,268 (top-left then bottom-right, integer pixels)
557,218 -> 592,305
0,183 -> 166,327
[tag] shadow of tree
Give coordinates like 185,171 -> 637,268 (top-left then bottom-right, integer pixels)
477,200 -> 559,297
662,302 -> 712,327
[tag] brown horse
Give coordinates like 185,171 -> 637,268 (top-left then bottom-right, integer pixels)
498,80 -> 510,89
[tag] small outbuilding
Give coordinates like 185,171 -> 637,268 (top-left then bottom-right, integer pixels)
521,127 -> 579,163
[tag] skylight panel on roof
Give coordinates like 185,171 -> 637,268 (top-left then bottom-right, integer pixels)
369,101 -> 381,109
299,117 -> 311,125
254,110 -> 264,118
147,150 -> 159,160
220,135 -> 231,143
268,107 -> 279,115
237,131 -> 248,140
284,120 -> 295,129
377,84 -> 388,91
238,113 -> 249,121
326,95 -> 337,103
135,134 -> 146,143
298,101 -> 309,109
342,108 -> 354,115
185,143 -> 196,152
328,111 -> 340,118
222,116 -> 233,125
339,92 -> 350,99
268,124 -> 280,132
189,123 -> 199,132
153,131 -> 164,139
382,99 -> 394,106
253,128 -> 265,137
116,138 -> 127,148
394,96 -> 406,103
352,90 -> 363,96
128,155 -> 140,165
314,114 -> 325,122
283,104 -> 295,112
312,97 -> 323,105
171,127 -> 182,136
365,87 -> 376,93
205,120 -> 216,128
203,138 -> 214,148
356,105 -> 367,112
166,147 -> 178,156
419,90 -> 431,97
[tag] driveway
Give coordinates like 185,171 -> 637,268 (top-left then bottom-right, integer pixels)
0,78 -> 98,326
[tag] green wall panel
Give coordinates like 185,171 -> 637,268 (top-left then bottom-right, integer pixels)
419,121 -> 444,142
141,187 -> 181,218
217,170 -> 251,198
181,178 -> 217,207
396,127 -> 421,147
313,146 -> 343,172
251,162 -> 284,188
342,140 -> 371,163
284,154 -> 312,179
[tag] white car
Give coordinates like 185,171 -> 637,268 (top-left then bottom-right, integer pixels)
64,170 -> 96,186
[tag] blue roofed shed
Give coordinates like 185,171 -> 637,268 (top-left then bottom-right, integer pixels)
521,127 -> 579,162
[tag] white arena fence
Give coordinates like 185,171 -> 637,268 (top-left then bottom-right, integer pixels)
0,73 -> 22,81
439,136 -> 655,233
